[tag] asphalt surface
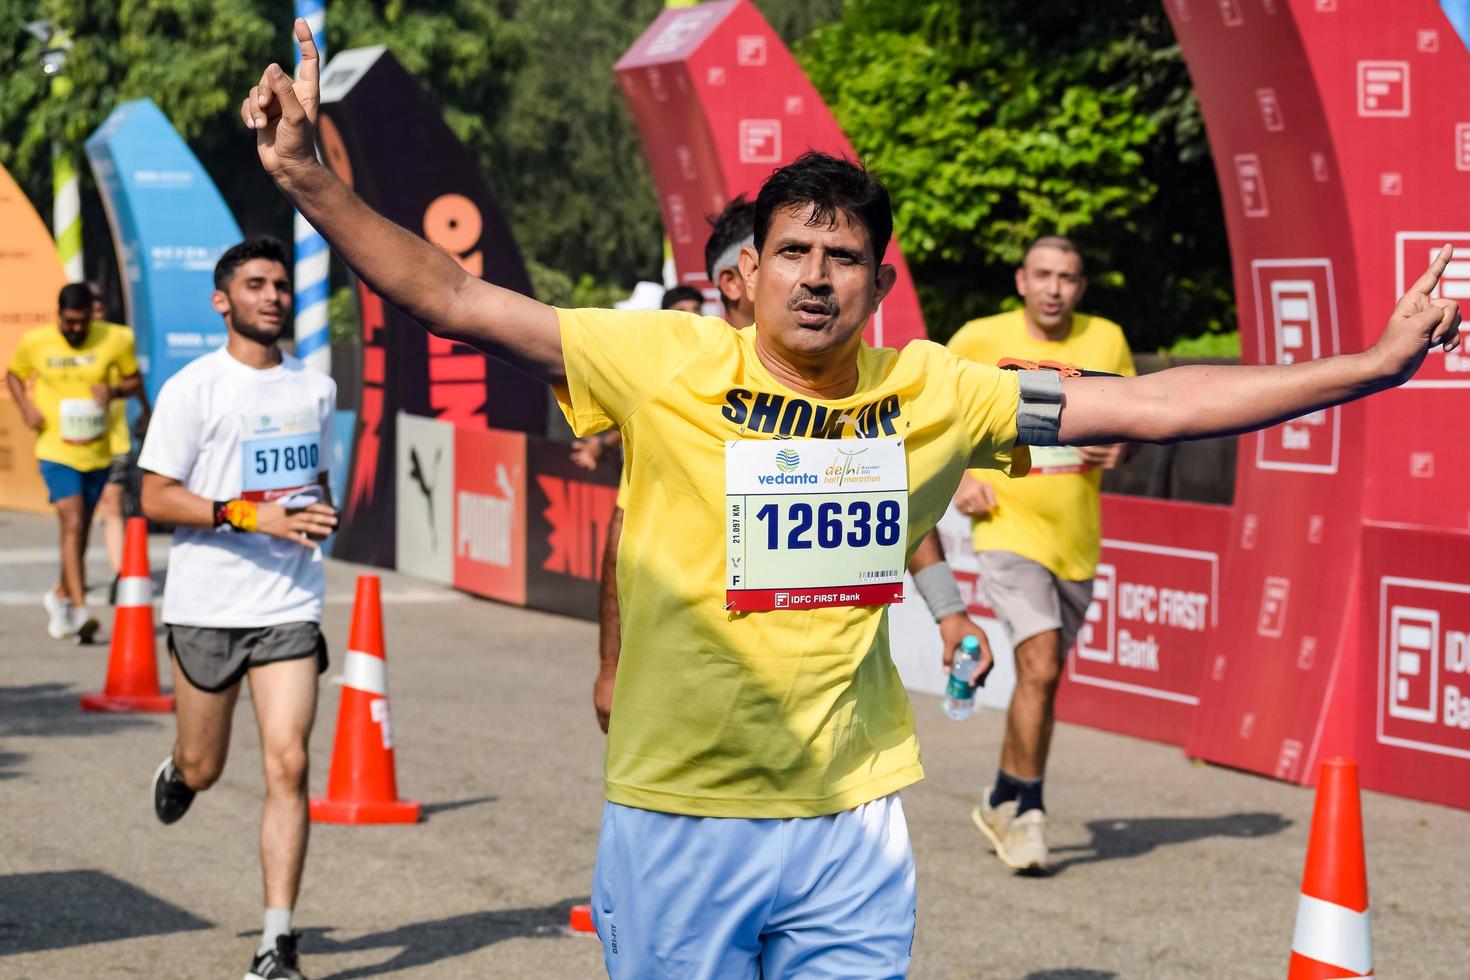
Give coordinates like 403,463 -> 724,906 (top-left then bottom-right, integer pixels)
2,509 -> 1465,978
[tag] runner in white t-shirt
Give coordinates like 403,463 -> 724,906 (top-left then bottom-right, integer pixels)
139,237 -> 337,980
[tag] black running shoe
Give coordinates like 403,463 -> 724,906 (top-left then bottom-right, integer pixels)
152,756 -> 195,824
246,931 -> 306,980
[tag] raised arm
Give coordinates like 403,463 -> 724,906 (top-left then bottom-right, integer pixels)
241,19 -> 562,383
1056,247 -> 1462,445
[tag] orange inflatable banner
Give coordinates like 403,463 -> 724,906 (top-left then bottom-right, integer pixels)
0,163 -> 65,514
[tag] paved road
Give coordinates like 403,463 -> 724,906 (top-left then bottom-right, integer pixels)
2,510 -> 1464,978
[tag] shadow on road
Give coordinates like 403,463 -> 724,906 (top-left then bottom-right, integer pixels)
0,683 -> 157,739
302,898 -> 588,978
0,870 -> 212,955
1049,811 -> 1291,874
0,750 -> 26,780
1025,971 -> 1119,980
421,796 -> 497,819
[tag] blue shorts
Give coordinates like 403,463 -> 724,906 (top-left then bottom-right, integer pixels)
591,794 -> 916,979
39,460 -> 109,512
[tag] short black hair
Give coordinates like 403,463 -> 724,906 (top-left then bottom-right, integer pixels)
704,194 -> 757,282
1022,235 -> 1086,275
58,283 -> 93,312
661,284 -> 705,310
753,151 -> 892,265
214,236 -> 291,291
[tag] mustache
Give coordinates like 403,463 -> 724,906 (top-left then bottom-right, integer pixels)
787,288 -> 839,317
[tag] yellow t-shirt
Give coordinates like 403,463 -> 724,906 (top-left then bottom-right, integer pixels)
947,309 -> 1135,580
105,324 -> 136,458
6,321 -> 139,472
557,308 -> 1021,817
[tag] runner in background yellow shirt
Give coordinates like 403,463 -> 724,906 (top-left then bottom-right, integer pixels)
241,34 -> 1459,969
948,237 -> 1135,874
5,284 -> 142,642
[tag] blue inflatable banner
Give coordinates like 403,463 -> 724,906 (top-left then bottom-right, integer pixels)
86,99 -> 242,402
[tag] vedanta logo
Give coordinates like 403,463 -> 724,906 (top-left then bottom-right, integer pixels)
756,472 -> 817,486
775,449 -> 801,472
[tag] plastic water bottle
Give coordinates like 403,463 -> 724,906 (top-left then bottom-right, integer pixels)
942,635 -> 982,720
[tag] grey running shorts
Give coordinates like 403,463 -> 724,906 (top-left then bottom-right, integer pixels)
167,622 -> 328,693
975,551 -> 1094,652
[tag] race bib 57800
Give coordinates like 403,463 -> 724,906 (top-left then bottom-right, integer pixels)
726,437 -> 908,612
240,408 -> 321,502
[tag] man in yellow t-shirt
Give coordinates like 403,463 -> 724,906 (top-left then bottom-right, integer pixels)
242,36 -> 1458,971
948,236 -> 1135,874
6,283 -> 142,642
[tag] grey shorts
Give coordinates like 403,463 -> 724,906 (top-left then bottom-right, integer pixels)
167,622 -> 328,693
106,454 -> 130,486
975,551 -> 1094,652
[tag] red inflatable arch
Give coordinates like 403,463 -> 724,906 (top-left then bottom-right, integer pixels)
614,0 -> 927,349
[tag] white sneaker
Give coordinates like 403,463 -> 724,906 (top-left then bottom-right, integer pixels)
67,605 -> 100,645
971,789 -> 1050,874
43,591 -> 72,640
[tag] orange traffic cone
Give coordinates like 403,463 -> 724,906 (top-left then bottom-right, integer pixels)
81,517 -> 173,713
569,904 -> 595,933
310,575 -> 420,824
1289,758 -> 1373,979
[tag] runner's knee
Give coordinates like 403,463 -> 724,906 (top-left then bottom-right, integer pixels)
175,748 -> 226,790
262,742 -> 309,793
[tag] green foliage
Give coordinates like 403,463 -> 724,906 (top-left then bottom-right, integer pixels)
526,259 -> 628,310
796,0 -> 1235,349
1166,330 -> 1240,359
327,284 -> 357,344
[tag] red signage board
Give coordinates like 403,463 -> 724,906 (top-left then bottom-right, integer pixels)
1357,524 -> 1470,809
615,0 -> 928,349
1055,496 -> 1230,746
452,427 -> 528,607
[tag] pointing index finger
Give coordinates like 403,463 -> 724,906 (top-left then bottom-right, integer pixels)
1409,244 -> 1454,297
295,18 -> 320,84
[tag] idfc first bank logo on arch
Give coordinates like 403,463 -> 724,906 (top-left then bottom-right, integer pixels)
1378,578 -> 1470,760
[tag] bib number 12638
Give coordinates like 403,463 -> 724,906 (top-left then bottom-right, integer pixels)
726,437 -> 908,612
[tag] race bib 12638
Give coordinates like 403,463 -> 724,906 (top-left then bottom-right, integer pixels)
726,437 -> 908,612
240,408 -> 321,502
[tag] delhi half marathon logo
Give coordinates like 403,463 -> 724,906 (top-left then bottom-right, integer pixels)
776,449 -> 800,473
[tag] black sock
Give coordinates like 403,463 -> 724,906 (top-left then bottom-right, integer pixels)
990,770 -> 1044,814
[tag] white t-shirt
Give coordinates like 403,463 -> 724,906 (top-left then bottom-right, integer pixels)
140,347 -> 336,628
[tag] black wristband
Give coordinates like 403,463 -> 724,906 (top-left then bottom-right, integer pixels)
213,500 -> 233,530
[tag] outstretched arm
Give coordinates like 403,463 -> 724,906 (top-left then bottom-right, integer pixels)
241,19 -> 562,383
1055,247 -> 1462,446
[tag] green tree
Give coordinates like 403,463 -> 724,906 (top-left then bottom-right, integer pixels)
796,0 -> 1236,351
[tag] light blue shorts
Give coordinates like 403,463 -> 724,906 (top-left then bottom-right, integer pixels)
591,793 -> 916,979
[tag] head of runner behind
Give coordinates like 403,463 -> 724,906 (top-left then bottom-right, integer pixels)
1016,235 -> 1088,342
705,194 -> 758,329
738,151 -> 897,389
660,284 -> 705,314
56,283 -> 94,348
212,236 -> 293,359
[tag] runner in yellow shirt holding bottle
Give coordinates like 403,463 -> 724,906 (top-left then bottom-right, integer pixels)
949,236 -> 1135,874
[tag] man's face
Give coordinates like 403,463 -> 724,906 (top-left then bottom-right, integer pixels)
1015,245 -> 1086,333
668,298 -> 703,315
743,203 -> 895,362
57,307 -> 91,347
212,258 -> 292,345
